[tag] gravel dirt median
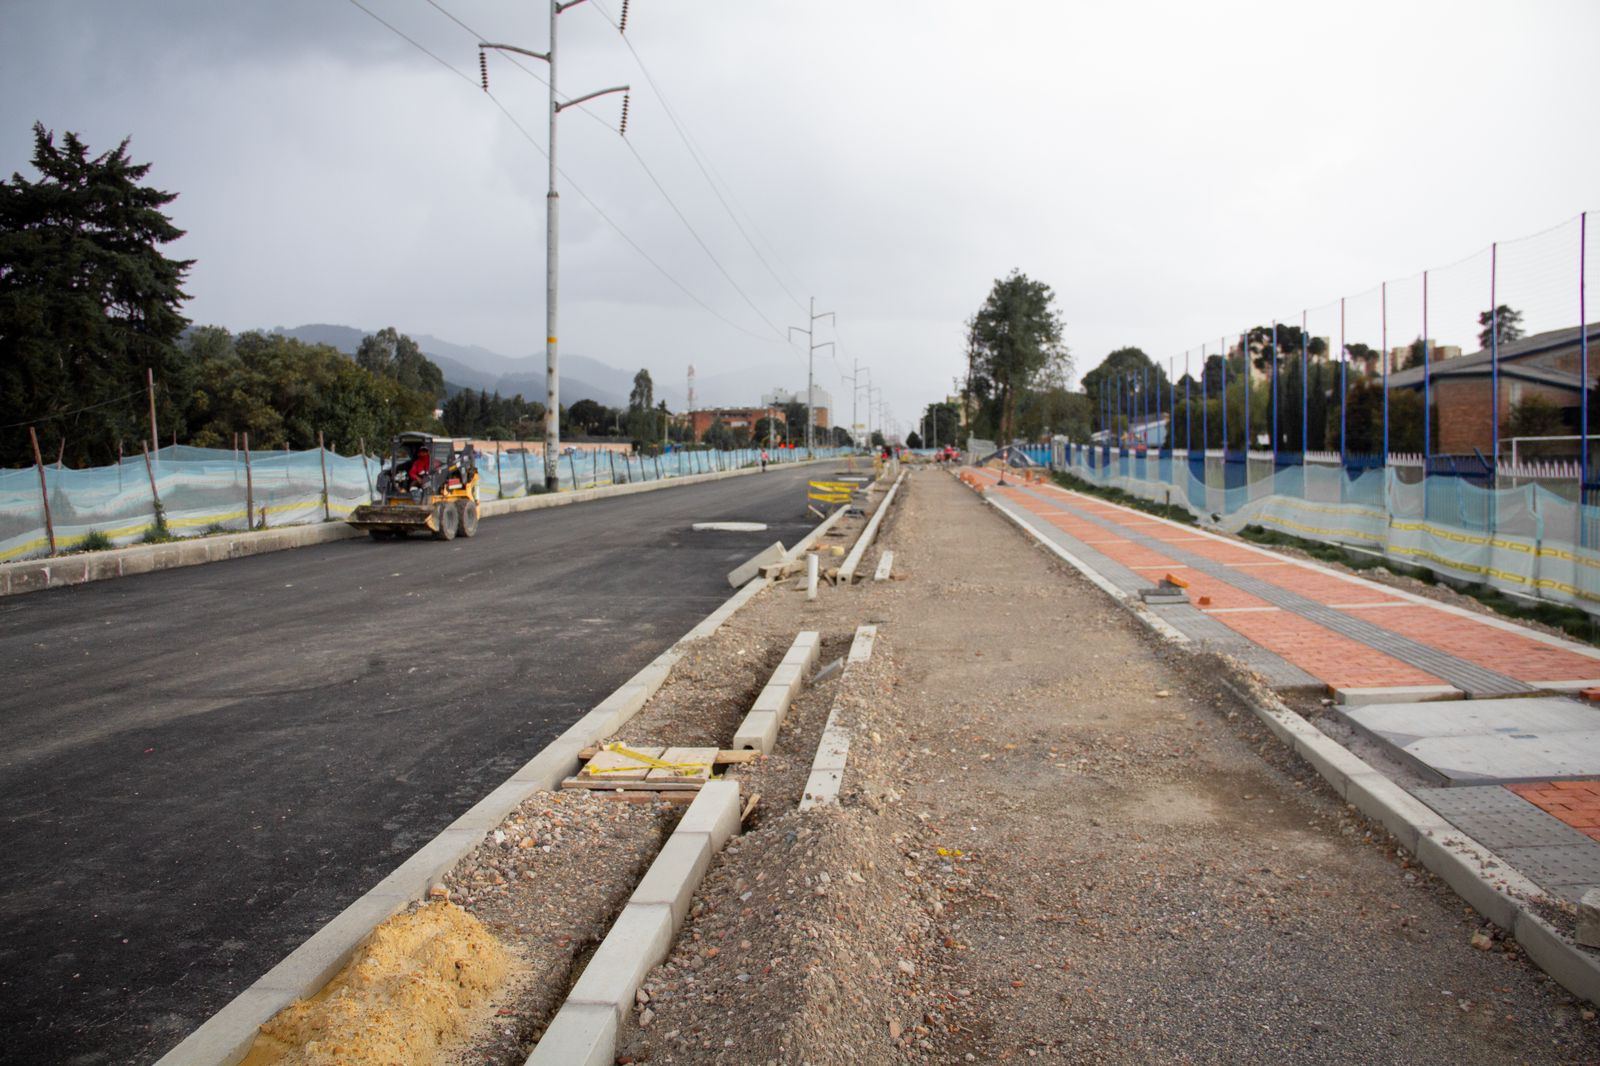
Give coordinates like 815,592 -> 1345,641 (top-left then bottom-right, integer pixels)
614,467 -> 1600,1064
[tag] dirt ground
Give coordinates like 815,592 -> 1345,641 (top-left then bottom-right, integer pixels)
612,467 -> 1600,1064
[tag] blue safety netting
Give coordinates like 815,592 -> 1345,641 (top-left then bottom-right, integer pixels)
2,444 -> 846,563
1048,442 -> 1600,615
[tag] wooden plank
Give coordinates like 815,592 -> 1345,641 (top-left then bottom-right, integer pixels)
560,777 -> 706,792
577,745 -> 664,781
646,747 -> 718,783
577,746 -> 761,764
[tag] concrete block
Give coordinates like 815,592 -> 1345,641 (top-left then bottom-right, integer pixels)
1514,908 -> 1600,1006
768,661 -> 804,692
812,728 -> 851,772
1335,684 -> 1462,706
751,683 -> 797,719
1343,772 -> 1450,854
1291,732 -> 1376,800
370,827 -> 483,898
450,779 -> 539,835
152,986 -> 299,1066
847,625 -> 877,664
629,832 -> 713,926
253,885 -> 414,996
873,550 -> 894,581
731,709 -> 779,754
727,541 -> 786,588
566,902 -> 674,1016
525,1002 -> 619,1066
676,780 -> 741,850
799,768 -> 844,811
509,734 -> 590,786
1415,832 -> 1520,930
589,684 -> 653,734
1578,889 -> 1600,949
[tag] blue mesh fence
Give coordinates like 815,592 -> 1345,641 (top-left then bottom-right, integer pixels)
2,443 -> 843,563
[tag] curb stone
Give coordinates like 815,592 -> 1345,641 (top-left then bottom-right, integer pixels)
800,624 -> 879,811
150,501 -> 810,1064
983,468 -> 1600,1006
526,781 -> 741,1066
838,470 -> 904,583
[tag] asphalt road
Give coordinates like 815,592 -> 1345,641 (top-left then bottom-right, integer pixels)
0,464 -> 837,1065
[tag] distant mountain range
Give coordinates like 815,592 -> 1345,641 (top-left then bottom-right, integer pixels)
269,324 -> 815,413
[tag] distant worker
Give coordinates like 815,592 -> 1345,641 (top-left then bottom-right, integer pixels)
760,448 -> 769,472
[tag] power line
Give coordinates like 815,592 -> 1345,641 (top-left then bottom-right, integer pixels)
430,0 -> 793,347
342,0 -> 784,344
589,0 -> 810,314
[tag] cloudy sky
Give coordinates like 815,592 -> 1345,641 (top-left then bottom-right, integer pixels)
3,1 -> 1596,437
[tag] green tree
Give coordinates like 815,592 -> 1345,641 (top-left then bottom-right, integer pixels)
626,369 -> 655,441
965,270 -> 1070,442
1,123 -> 193,466
568,398 -> 606,435
1080,347 -> 1162,436
356,327 -> 444,401
920,400 -> 962,448
905,430 -> 924,449
1506,394 -> 1566,440
181,329 -> 436,451
1478,305 -> 1524,351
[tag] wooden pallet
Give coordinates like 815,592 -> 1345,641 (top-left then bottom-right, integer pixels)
562,745 -> 719,794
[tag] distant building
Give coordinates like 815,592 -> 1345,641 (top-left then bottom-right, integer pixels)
688,404 -> 830,442
1386,324 -> 1597,455
762,385 -> 834,412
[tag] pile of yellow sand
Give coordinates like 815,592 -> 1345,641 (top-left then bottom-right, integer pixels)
244,901 -> 510,1066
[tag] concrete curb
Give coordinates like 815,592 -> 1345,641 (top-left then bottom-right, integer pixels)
154,572 -> 780,1065
785,505 -> 847,560
838,470 -> 904,583
3,459 -> 834,599
982,468 -> 1600,1006
873,550 -> 894,581
526,780 -> 742,1066
800,624 -> 878,811
731,631 -> 820,754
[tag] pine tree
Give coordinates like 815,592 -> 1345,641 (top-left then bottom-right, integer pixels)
0,123 -> 193,465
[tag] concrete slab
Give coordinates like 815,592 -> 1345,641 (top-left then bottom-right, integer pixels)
526,1003 -> 618,1066
731,709 -> 779,754
848,625 -> 877,664
1335,685 -> 1463,706
565,902 -> 674,1015
1341,697 -> 1600,786
628,832 -> 712,926
874,551 -> 894,581
676,780 -> 741,850
727,541 -> 786,587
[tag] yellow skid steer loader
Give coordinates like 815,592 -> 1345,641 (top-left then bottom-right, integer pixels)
348,432 -> 481,541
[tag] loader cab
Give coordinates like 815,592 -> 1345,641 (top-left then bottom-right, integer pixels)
378,433 -> 476,501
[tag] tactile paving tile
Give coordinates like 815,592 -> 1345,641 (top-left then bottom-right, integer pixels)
1414,786 -> 1594,849
1414,785 -> 1600,904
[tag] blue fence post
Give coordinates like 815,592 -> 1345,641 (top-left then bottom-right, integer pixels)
1382,281 -> 1390,463
1339,296 -> 1347,467
1270,320 -> 1279,463
1300,310 -> 1308,457
1242,331 -> 1250,457
1582,212 -> 1590,547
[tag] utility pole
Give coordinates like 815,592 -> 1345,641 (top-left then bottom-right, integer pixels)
841,358 -> 868,452
788,297 -> 834,452
480,3 -> 628,490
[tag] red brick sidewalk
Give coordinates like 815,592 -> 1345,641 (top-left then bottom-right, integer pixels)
965,467 -> 1600,695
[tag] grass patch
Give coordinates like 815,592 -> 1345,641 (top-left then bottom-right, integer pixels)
1237,523 -> 1600,646
74,529 -> 114,552
1049,469 -> 1196,526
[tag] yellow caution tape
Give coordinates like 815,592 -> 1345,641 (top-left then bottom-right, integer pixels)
809,492 -> 851,503
808,481 -> 856,493
583,742 -> 711,778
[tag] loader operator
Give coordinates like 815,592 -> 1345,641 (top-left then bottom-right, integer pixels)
408,446 -> 432,485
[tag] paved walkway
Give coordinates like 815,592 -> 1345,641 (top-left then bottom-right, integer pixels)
967,465 -> 1600,910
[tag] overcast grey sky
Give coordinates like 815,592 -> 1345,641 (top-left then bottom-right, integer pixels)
3,1 -> 1597,436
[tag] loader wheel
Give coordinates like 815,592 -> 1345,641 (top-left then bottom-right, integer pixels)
368,528 -> 392,541
457,499 -> 480,538
433,502 -> 459,541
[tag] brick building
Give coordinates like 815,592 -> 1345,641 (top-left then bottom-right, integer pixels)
1386,323 -> 1597,455
686,405 -> 831,443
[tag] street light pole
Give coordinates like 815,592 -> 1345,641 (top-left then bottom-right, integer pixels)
788,297 -> 835,453
481,1 -> 628,491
